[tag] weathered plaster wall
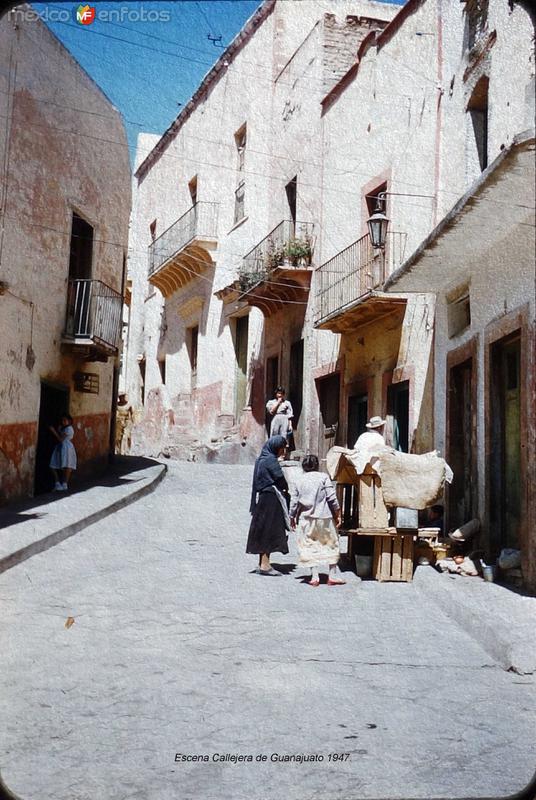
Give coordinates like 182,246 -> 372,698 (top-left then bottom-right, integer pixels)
0,13 -> 130,501
123,0 -> 399,459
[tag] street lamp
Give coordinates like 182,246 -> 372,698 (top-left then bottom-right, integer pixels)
367,195 -> 390,249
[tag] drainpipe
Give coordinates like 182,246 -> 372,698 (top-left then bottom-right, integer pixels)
432,0 -> 444,228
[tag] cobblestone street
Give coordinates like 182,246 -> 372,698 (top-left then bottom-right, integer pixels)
0,463 -> 534,800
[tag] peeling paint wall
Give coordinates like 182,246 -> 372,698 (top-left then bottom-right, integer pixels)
0,13 -> 131,502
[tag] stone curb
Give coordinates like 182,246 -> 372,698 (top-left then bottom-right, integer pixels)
413,565 -> 536,674
0,463 -> 167,575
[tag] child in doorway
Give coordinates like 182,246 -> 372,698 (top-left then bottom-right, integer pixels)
49,414 -> 77,491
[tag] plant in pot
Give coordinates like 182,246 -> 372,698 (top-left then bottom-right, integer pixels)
284,237 -> 312,266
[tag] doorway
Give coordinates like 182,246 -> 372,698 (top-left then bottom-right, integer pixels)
448,359 -> 474,529
316,372 -> 340,464
489,335 -> 521,551
234,315 -> 249,417
34,382 -> 70,495
347,393 -> 368,448
288,339 -> 304,426
387,380 -> 409,452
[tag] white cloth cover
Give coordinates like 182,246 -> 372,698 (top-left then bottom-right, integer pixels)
326,446 -> 452,510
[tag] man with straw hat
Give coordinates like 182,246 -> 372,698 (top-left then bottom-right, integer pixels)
353,415 -> 387,473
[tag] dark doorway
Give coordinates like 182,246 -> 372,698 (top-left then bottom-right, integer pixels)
34,382 -> 69,495
288,339 -> 304,426
266,355 -> 279,400
69,213 -> 93,280
285,176 -> 297,231
187,325 -> 199,389
347,393 -> 368,448
234,315 -> 249,417
490,335 -> 521,552
265,355 -> 280,435
448,360 -> 474,529
317,372 -> 340,464
387,380 -> 409,452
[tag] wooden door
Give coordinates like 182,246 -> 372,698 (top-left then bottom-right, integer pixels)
490,336 -> 521,551
448,359 -> 474,529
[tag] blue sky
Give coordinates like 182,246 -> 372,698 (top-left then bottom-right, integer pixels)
33,1 -> 405,166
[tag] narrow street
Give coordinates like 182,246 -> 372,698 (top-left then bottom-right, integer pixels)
0,464 -> 534,800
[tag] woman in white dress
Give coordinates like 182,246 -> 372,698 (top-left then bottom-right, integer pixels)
290,454 -> 345,587
49,414 -> 77,491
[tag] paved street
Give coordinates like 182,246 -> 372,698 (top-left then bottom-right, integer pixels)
0,463 -> 534,800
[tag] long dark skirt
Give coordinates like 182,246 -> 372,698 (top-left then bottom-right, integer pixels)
246,488 -> 289,555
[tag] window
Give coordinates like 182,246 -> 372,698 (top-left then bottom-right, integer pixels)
158,357 -> 166,385
69,212 -> 93,280
187,325 -> 199,385
188,175 -> 198,206
463,0 -> 488,52
234,124 -> 247,224
467,76 -> 489,173
447,287 -> 471,338
285,176 -> 297,229
139,358 -> 146,405
365,181 -> 387,220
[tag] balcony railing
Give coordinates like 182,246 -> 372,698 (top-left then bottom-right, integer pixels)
64,279 -> 122,352
314,231 -> 407,326
148,201 -> 219,277
239,219 -> 314,291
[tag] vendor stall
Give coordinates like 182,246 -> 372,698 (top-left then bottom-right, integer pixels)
327,446 -> 453,582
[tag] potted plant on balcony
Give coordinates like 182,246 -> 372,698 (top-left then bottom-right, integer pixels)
284,237 -> 312,267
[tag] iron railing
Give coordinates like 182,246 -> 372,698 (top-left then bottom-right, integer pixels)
148,201 -> 219,277
64,279 -> 122,351
314,231 -> 407,326
239,219 -> 314,291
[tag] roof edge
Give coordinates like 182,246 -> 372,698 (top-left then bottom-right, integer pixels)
384,129 -> 536,291
135,0 -> 275,181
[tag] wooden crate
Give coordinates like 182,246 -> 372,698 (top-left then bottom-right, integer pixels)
373,532 -> 414,582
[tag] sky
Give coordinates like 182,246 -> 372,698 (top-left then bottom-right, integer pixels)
32,0 -> 405,167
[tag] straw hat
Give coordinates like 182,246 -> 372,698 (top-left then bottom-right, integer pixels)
366,416 -> 386,429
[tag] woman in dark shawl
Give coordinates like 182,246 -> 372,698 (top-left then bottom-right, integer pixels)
247,435 -> 290,575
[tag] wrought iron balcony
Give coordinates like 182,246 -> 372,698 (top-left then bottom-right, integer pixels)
239,219 -> 314,292
314,231 -> 407,330
63,279 -> 122,356
148,201 -> 219,297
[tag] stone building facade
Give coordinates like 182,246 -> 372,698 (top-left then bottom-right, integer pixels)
122,0 -> 534,579
0,10 -> 131,502
122,0 -> 400,462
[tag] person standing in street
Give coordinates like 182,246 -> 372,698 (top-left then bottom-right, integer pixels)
49,414 -> 77,491
247,435 -> 290,576
290,454 -> 345,586
266,386 -> 294,443
352,415 -> 387,473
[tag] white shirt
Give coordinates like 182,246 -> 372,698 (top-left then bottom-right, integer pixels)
353,430 -> 386,473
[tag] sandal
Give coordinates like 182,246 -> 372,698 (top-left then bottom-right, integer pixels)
327,578 -> 346,586
256,568 -> 282,576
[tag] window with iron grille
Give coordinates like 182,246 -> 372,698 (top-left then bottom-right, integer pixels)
234,124 -> 247,224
